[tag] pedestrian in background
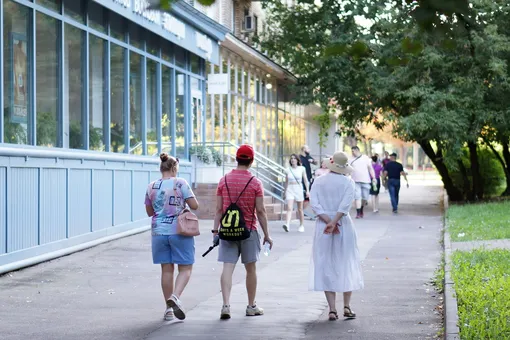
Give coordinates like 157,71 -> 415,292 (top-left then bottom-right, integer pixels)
299,145 -> 318,211
145,153 -> 199,321
309,151 -> 364,321
283,154 -> 309,233
213,144 -> 273,320
349,146 -> 377,219
370,155 -> 383,213
383,153 -> 409,214
314,158 -> 330,178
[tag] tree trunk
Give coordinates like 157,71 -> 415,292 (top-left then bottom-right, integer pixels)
468,141 -> 484,200
418,140 -> 464,201
457,160 -> 473,200
485,138 -> 510,196
500,136 -> 510,196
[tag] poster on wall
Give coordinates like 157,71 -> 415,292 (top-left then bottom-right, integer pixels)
10,33 -> 28,124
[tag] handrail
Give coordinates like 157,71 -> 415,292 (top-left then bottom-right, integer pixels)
190,141 -> 286,205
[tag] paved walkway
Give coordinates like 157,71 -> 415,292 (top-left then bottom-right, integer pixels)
452,239 -> 510,251
0,182 -> 444,340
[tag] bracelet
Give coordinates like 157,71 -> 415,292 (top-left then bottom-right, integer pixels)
211,230 -> 219,234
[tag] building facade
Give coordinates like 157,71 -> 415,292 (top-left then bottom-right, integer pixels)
0,0 -> 330,272
0,0 -> 228,272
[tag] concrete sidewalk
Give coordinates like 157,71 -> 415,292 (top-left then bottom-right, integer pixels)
0,182 -> 443,340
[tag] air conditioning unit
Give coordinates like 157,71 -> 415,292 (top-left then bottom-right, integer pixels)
243,15 -> 255,32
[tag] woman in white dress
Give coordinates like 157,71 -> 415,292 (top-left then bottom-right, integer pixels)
283,154 -> 310,233
309,151 -> 364,320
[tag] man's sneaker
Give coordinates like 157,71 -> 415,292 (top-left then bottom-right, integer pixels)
393,210 -> 398,214
163,308 -> 174,321
220,305 -> 231,320
298,225 -> 305,233
246,305 -> 264,316
282,224 -> 289,232
166,294 -> 186,320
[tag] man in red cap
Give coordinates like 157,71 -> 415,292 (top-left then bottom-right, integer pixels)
212,144 -> 273,320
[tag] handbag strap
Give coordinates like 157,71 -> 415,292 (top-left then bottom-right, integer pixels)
288,167 -> 301,183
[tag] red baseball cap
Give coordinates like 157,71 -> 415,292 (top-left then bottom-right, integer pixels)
236,144 -> 255,160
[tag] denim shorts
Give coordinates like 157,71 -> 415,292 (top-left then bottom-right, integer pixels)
151,235 -> 195,265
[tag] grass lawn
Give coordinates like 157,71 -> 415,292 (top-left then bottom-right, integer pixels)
452,249 -> 510,339
447,201 -> 510,241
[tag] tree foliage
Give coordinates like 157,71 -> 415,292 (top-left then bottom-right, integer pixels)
261,0 -> 510,201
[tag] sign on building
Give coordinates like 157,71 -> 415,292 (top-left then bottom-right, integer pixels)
207,74 -> 229,94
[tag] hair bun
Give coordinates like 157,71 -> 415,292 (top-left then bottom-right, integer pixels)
160,153 -> 169,162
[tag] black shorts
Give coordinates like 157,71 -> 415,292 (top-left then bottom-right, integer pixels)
370,178 -> 381,196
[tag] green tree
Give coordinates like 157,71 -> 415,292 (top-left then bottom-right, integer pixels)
260,0 -> 510,201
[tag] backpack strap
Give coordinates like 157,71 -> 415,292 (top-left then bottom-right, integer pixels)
234,176 -> 255,204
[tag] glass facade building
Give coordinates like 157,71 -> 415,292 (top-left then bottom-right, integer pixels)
1,0 -> 226,159
205,49 -> 307,164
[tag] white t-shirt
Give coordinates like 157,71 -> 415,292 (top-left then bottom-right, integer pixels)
349,155 -> 372,183
286,166 -> 306,184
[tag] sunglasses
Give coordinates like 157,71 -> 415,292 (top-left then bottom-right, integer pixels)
176,157 -> 179,164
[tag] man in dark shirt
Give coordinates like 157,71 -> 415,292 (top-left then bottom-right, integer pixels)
383,153 -> 409,213
299,145 -> 317,214
299,145 -> 317,183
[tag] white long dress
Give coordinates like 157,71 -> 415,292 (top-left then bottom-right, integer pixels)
308,172 -> 364,292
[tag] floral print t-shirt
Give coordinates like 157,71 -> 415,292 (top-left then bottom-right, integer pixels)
144,178 -> 195,235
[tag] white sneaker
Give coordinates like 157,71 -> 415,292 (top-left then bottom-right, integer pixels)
220,305 -> 231,320
246,305 -> 264,316
298,225 -> 305,233
163,308 -> 174,321
167,294 -> 186,320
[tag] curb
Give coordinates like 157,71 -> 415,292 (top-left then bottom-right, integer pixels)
443,190 -> 460,340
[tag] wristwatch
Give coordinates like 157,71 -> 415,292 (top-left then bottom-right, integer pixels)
211,230 -> 219,234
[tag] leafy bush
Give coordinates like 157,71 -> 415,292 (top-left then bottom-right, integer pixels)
190,145 -> 222,166
450,147 -> 505,197
451,249 -> 510,340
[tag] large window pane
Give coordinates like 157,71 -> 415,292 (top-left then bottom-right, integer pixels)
3,1 -> 32,145
162,43 -> 173,63
128,23 -> 142,50
110,12 -> 126,42
161,66 -> 172,154
147,33 -> 159,57
63,0 -> 84,24
110,44 -> 125,153
129,52 -> 142,154
190,54 -> 200,74
89,35 -> 105,151
191,77 -> 201,143
37,0 -> 61,13
147,60 -> 158,155
64,24 -> 84,149
175,47 -> 186,69
175,71 -> 185,158
88,1 -> 106,34
36,13 -> 59,147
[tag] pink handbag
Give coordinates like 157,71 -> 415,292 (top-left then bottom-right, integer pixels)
174,179 -> 200,237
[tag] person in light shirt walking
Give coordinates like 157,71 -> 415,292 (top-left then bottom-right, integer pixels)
283,154 -> 310,233
349,146 -> 376,219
